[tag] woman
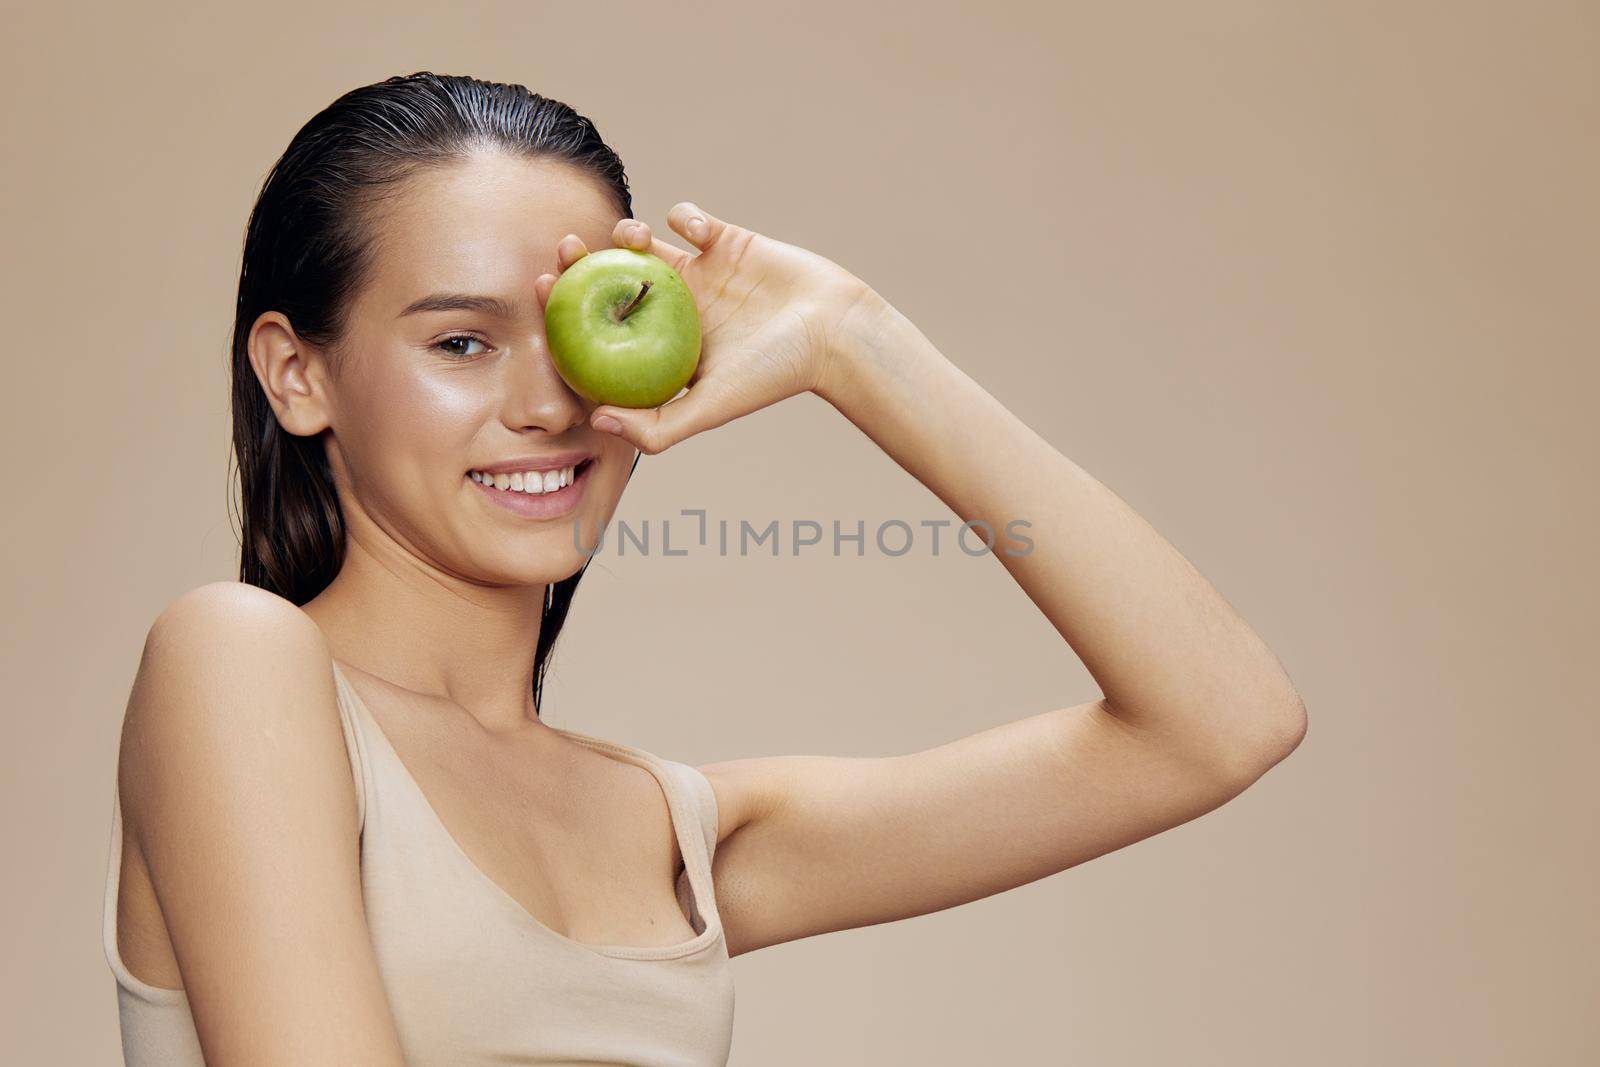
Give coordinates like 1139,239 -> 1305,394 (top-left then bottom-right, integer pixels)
102,72 -> 1306,1066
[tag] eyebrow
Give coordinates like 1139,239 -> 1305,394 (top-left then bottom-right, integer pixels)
398,293 -> 519,318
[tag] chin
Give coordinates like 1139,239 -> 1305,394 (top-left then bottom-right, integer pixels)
494,538 -> 596,588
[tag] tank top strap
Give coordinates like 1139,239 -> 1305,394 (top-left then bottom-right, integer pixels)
657,759 -> 720,868
653,758 -> 720,936
327,660 -> 372,836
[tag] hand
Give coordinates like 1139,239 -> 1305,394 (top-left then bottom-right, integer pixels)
534,202 -> 884,455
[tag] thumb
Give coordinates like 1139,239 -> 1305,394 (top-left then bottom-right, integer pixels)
590,376 -> 740,456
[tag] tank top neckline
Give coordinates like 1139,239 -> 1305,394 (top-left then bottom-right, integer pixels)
329,658 -> 724,962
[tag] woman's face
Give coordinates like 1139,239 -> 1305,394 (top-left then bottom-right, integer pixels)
314,150 -> 636,586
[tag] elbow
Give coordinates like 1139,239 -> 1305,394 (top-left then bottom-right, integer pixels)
1261,692 -> 1309,765
1212,690 -> 1309,794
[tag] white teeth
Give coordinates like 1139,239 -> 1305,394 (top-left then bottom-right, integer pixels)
471,463 -> 582,494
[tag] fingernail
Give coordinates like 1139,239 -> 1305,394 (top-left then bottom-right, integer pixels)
630,223 -> 645,242
686,216 -> 706,240
594,415 -> 623,435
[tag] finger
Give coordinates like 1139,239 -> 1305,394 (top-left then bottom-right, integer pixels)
556,233 -> 589,271
613,218 -> 652,251
667,202 -> 728,252
589,376 -> 739,456
534,272 -> 557,308
608,216 -> 695,274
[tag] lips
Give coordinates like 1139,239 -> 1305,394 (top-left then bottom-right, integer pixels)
466,455 -> 594,520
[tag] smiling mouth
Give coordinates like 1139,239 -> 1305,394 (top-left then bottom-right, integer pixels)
469,457 -> 596,495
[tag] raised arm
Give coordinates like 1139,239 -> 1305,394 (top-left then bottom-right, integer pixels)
537,205 -> 1307,958
705,294 -> 1304,955
117,582 -> 406,1065
812,293 -> 1309,779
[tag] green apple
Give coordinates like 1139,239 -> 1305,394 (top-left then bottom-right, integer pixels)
544,247 -> 702,408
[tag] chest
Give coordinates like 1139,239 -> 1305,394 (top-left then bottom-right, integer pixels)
357,691 -> 702,952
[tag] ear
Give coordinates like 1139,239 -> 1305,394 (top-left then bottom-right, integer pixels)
247,311 -> 333,437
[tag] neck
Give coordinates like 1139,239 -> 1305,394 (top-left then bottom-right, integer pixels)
301,532 -> 549,734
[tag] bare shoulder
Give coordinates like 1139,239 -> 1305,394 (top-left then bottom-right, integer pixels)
115,581 -> 404,1062
143,579 -> 326,670
118,579 -> 354,846
122,578 -> 342,774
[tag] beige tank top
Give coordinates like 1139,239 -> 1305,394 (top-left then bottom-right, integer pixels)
101,659 -> 736,1065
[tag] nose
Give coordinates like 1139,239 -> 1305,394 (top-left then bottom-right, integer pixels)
500,336 -> 587,433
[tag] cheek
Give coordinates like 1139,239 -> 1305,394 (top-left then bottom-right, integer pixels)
346,366 -> 492,472
374,370 -> 488,436
340,366 -> 492,491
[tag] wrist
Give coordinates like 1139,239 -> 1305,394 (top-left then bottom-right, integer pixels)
812,283 -> 904,410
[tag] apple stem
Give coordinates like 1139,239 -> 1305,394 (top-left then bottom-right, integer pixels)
616,280 -> 652,321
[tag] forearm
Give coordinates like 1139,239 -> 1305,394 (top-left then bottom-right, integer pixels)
816,293 -> 1306,776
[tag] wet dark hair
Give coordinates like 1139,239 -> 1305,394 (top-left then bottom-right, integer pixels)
228,72 -> 633,712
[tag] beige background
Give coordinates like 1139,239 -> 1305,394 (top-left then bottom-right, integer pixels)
3,1 -> 1595,1063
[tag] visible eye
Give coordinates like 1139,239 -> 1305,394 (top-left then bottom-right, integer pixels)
434,334 -> 490,360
